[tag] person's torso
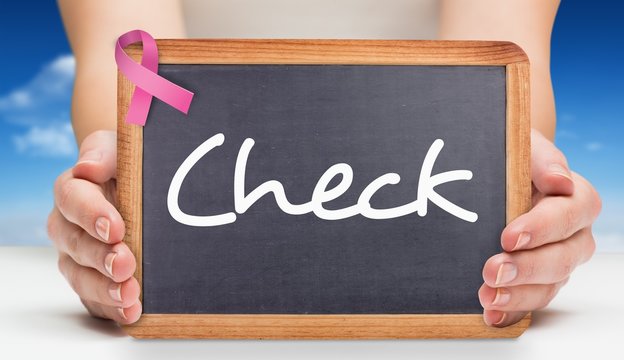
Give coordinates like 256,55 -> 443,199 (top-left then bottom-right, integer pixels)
182,0 -> 439,39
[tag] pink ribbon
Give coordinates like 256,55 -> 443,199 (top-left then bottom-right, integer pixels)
115,30 -> 194,126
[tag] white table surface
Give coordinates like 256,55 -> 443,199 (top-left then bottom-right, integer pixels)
1,246 -> 622,360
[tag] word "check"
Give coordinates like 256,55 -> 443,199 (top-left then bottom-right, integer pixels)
167,133 -> 478,227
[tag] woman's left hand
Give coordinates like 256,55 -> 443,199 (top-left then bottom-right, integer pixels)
480,129 -> 602,327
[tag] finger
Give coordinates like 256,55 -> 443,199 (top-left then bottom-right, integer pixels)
58,253 -> 140,308
501,173 -> 602,251
73,130 -> 117,184
54,171 -> 124,244
81,298 -> 142,325
484,228 -> 595,287
483,310 -> 529,328
531,128 -> 574,196
48,208 -> 135,282
479,278 -> 569,312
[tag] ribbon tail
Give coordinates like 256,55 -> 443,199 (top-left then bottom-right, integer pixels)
115,29 -> 195,126
125,86 -> 153,126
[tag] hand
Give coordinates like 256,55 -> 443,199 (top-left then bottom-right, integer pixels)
479,129 -> 602,327
47,130 -> 141,324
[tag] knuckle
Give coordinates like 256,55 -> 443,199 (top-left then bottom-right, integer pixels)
59,255 -> 83,296
556,248 -> 575,281
80,298 -> 99,318
589,187 -> 603,220
522,257 -> 536,283
588,235 -> 597,258
57,254 -> 67,275
560,204 -> 577,238
583,231 -> 597,263
547,283 -> 559,301
505,288 -> 525,310
80,299 -> 106,320
58,178 -> 77,211
76,210 -> 96,233
68,266 -> 83,295
576,173 -> 602,220
539,284 -> 559,309
53,173 -> 64,198
66,228 -> 84,263
46,211 -> 57,242
551,148 -> 568,167
90,129 -> 112,144
558,277 -> 571,289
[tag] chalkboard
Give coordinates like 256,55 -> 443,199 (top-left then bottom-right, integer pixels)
117,39 -> 531,339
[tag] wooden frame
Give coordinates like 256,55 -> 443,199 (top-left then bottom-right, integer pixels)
117,40 -> 531,339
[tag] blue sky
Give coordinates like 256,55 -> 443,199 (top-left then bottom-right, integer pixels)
550,1 -> 624,251
0,1 -> 622,249
0,2 -> 75,244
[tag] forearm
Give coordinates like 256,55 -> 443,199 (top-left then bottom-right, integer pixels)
439,0 -> 560,141
69,64 -> 117,143
58,0 -> 187,145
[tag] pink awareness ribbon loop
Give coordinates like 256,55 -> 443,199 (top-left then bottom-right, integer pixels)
115,30 -> 194,126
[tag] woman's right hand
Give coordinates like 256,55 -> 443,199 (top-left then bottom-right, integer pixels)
47,130 -> 142,324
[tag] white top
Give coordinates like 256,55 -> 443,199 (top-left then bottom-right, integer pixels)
182,0 -> 439,39
1,247 -> 622,359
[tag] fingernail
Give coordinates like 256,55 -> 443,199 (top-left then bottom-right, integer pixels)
512,232 -> 531,251
95,217 -> 110,242
77,150 -> 101,164
109,283 -> 122,302
494,312 -> 507,326
104,252 -> 117,278
484,310 -> 506,326
495,262 -> 518,285
492,287 -> 511,306
118,307 -> 127,320
548,163 -> 572,180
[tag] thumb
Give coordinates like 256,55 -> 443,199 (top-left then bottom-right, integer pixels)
72,130 -> 117,184
531,128 -> 574,196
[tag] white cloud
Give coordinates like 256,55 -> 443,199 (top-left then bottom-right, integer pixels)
49,55 -> 76,77
0,54 -> 76,158
13,122 -> 76,157
585,142 -> 604,151
0,54 -> 75,117
0,90 -> 32,108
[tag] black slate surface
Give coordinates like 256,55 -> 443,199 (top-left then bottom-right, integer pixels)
142,64 -> 506,314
